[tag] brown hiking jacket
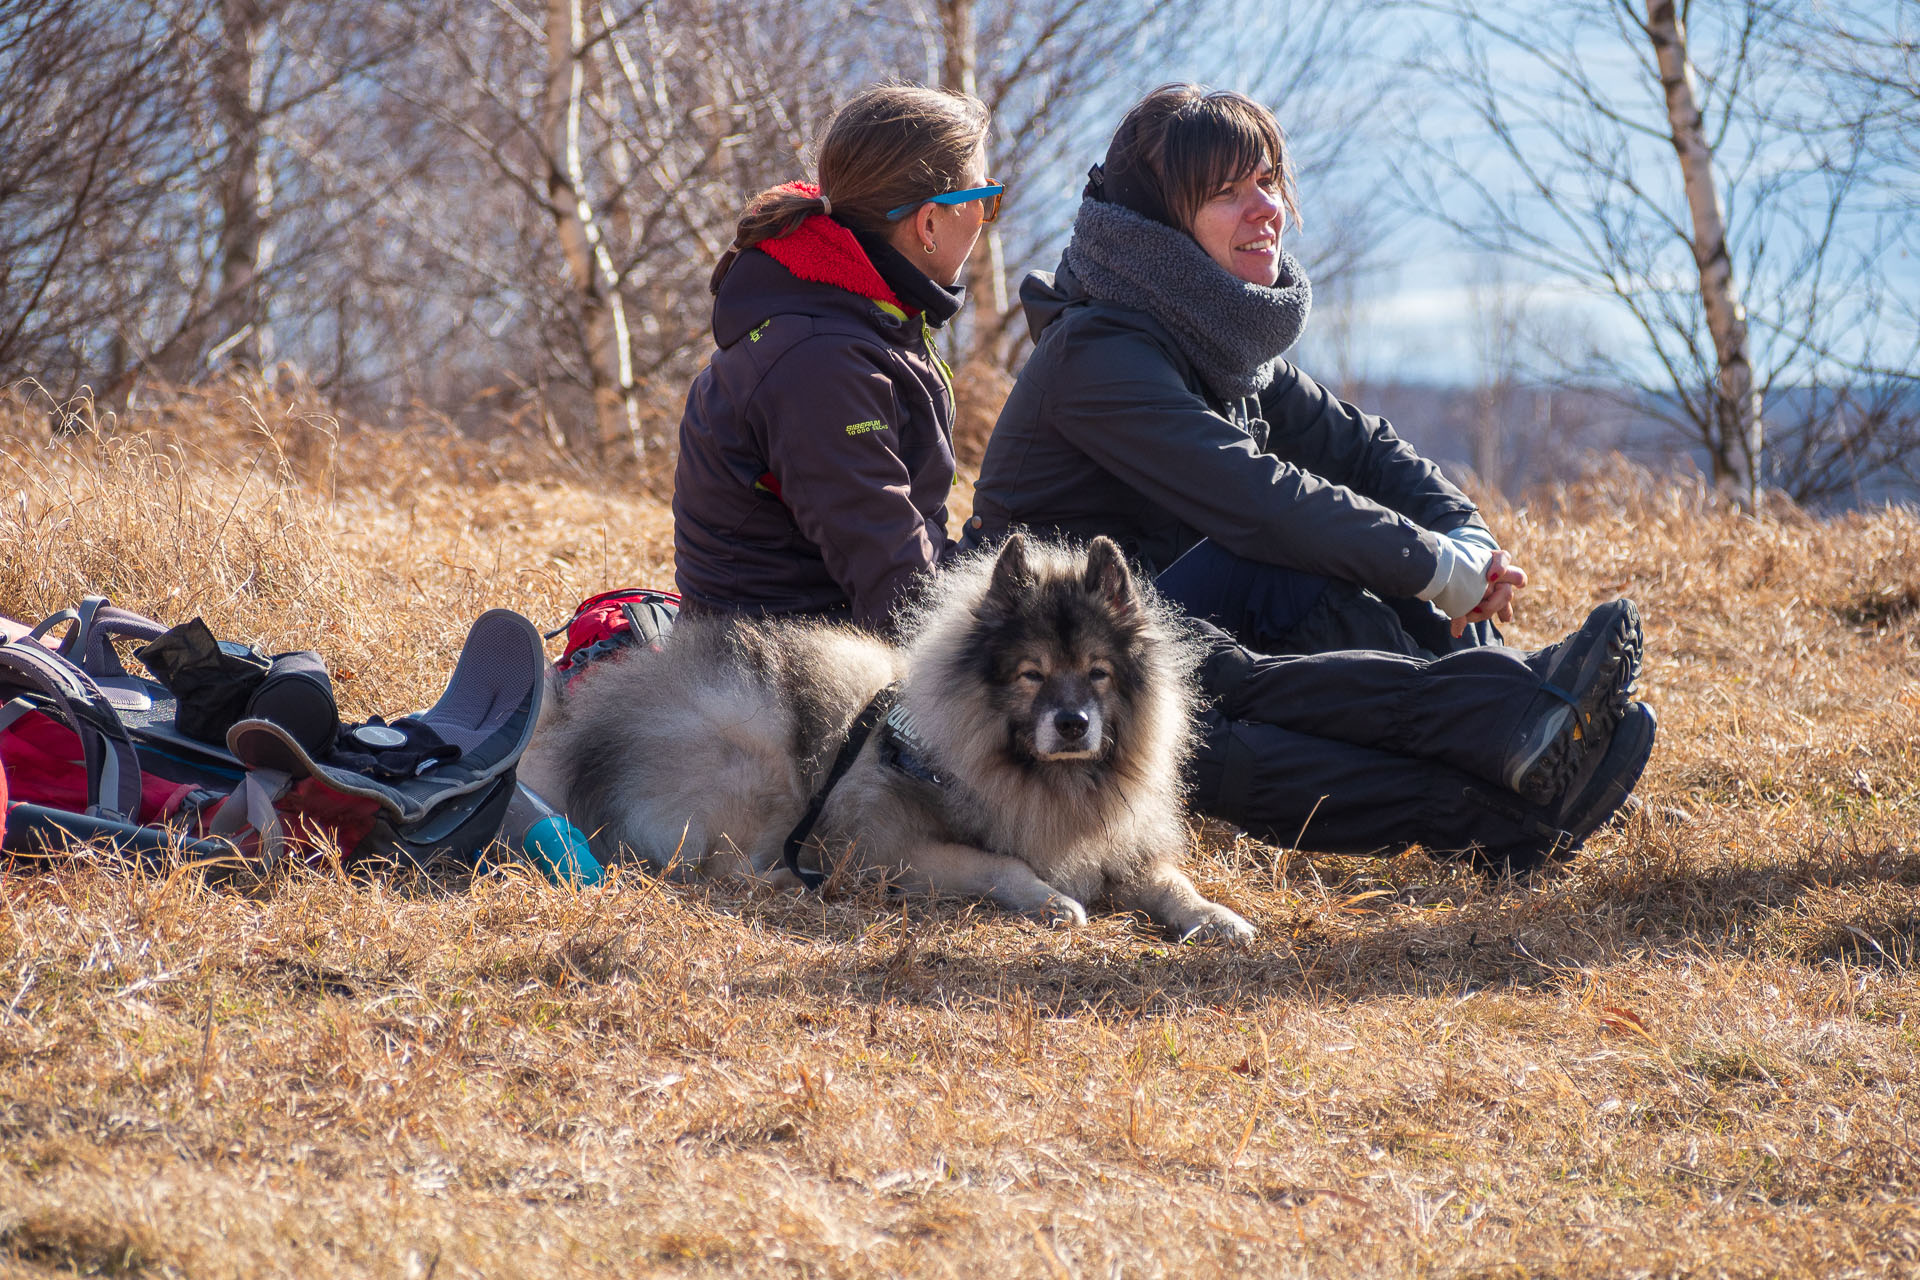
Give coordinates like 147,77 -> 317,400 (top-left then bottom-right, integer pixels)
674,217 -> 963,631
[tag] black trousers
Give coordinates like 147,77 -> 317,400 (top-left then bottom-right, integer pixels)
1180,621 -> 1556,862
1155,536 -> 1500,660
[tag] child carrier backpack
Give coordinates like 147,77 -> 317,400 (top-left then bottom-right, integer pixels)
0,598 -> 546,874
550,587 -> 678,682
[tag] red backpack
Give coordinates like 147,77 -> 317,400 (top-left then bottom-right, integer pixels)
1,599 -> 545,875
549,588 -> 679,682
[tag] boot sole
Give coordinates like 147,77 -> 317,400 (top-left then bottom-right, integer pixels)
1511,600 -> 1642,805
1555,701 -> 1658,849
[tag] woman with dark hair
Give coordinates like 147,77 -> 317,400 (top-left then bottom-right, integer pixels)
968,84 -> 1656,870
674,83 -> 1002,631
974,83 -> 1521,656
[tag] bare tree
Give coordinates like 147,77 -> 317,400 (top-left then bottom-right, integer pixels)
0,0 -> 218,396
899,0 -> 1399,371
935,0 -> 1009,348
0,0 -> 428,412
1223,0 -> 1402,303
1788,0 -> 1920,182
1646,0 -> 1760,502
884,0 -> 1202,366
352,0 -> 865,450
1464,255 -> 1529,492
546,0 -> 642,459
1398,0 -> 1920,508
1,0 -> 1420,444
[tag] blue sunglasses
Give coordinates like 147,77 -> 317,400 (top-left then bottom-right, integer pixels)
886,182 -> 1005,223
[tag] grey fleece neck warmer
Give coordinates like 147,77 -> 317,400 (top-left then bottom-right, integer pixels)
1063,197 -> 1312,403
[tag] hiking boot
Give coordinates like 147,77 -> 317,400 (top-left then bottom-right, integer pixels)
1552,700 -> 1657,849
1475,700 -> 1660,880
1503,599 -> 1642,805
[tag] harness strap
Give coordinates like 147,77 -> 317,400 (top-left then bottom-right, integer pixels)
879,700 -> 946,787
782,683 -> 899,890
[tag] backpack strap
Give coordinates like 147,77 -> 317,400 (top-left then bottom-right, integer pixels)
29,596 -> 170,679
0,639 -> 145,821
617,598 -> 670,651
204,767 -> 290,872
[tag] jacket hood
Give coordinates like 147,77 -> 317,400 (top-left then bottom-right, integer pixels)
1018,257 -> 1085,343
712,248 -> 891,348
758,193 -> 905,309
712,189 -> 961,347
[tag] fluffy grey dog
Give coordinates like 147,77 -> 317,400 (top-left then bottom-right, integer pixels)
518,535 -> 1254,942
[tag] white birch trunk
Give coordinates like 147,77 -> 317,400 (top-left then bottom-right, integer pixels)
939,0 -> 1007,364
545,0 -> 642,460
211,0 -> 273,372
1646,0 -> 1761,505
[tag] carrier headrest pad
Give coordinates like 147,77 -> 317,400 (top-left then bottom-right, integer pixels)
415,609 -> 547,763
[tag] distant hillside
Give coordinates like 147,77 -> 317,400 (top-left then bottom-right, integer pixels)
1342,379 -> 1920,511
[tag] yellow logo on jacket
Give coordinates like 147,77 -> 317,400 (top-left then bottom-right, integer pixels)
844,419 -> 888,436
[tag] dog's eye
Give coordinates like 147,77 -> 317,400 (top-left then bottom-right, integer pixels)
1088,666 -> 1111,683
1018,668 -> 1044,685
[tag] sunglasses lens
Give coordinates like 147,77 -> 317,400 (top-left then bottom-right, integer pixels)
984,190 -> 1002,222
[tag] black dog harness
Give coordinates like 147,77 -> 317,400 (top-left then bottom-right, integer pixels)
877,700 -> 946,787
781,684 -> 897,889
780,683 -> 950,889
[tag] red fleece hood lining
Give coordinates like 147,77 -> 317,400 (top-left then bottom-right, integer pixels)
757,182 -> 911,314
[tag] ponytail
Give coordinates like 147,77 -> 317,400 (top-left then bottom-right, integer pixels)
709,183 -> 829,294
710,84 -> 989,293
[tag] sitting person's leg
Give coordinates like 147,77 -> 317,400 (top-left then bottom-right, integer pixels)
1192,599 -> 1643,805
1156,538 -> 1491,659
1154,538 -> 1409,657
1188,700 -> 1656,876
1383,593 -> 1500,654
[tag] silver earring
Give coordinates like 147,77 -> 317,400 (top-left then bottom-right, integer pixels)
923,242 -> 937,255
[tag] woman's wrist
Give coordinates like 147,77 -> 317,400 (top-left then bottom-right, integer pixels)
1447,523 -> 1501,557
1419,533 -> 1495,618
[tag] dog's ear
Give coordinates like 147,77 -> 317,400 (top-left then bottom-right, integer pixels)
982,533 -> 1035,614
1083,536 -> 1137,615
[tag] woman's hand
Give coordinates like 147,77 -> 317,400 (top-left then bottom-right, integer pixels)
1450,549 -> 1527,638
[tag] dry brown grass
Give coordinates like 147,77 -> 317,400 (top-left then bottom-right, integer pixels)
3,384 -> 1919,1278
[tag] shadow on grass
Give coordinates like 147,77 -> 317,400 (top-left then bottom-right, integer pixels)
15,808 -> 1916,1018
663,816 -> 1920,1016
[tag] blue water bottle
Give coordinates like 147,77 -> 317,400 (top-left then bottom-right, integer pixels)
500,781 -> 603,886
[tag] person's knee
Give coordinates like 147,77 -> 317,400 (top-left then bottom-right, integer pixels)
1185,710 -> 1256,820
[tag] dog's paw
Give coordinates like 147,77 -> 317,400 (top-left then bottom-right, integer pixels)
1027,894 -> 1089,929
1177,905 -> 1256,946
760,866 -> 808,893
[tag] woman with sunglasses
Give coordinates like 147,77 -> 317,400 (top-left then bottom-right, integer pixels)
673,83 -> 1003,631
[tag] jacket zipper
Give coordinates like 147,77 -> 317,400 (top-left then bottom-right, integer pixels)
922,317 -> 956,420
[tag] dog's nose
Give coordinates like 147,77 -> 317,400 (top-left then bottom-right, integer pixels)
1053,709 -> 1089,741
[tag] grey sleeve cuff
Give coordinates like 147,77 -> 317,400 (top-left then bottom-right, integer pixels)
1418,533 -> 1494,618
1449,523 -> 1500,556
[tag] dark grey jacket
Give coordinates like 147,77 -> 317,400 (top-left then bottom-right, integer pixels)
971,261 -> 1488,596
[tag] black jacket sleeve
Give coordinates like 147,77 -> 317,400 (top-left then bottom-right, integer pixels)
1258,362 -> 1487,539
1037,315 -> 1446,600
